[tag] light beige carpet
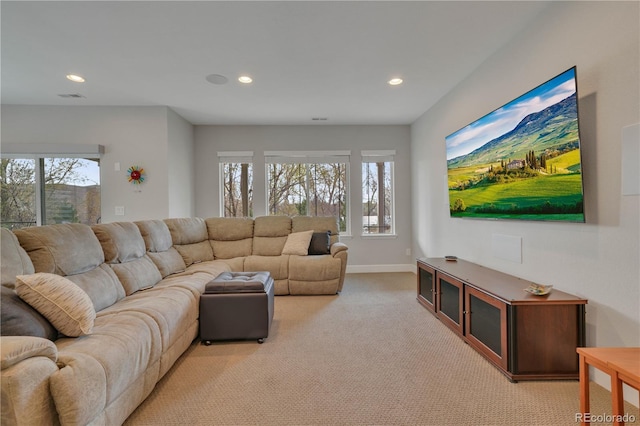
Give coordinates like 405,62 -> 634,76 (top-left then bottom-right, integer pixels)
125,273 -> 638,425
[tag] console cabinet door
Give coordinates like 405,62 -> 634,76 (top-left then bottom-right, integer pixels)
436,272 -> 464,335
417,262 -> 436,313
465,286 -> 508,371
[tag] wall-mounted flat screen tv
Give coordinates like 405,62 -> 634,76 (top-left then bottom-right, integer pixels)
445,67 -> 585,222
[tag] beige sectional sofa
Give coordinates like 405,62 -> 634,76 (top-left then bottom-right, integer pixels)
0,216 -> 347,426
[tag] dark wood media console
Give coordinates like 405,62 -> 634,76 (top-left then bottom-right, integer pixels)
417,257 -> 587,381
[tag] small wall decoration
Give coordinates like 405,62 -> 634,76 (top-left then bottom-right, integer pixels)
127,165 -> 146,185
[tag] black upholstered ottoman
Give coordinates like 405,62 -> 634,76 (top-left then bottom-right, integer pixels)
199,271 -> 274,345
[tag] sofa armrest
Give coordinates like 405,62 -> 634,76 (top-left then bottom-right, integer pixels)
1,336 -> 57,370
330,243 -> 348,293
1,336 -> 59,426
330,242 -> 348,257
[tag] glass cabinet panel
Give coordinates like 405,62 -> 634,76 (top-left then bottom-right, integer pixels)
469,294 -> 501,356
419,267 -> 434,304
465,286 -> 508,370
436,273 -> 464,334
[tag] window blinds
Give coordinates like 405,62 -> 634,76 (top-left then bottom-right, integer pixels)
264,150 -> 350,164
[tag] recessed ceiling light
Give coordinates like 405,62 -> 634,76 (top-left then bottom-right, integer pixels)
238,75 -> 253,84
388,78 -> 403,86
66,74 -> 85,83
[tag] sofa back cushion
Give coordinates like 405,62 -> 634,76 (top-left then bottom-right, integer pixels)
14,223 -> 104,276
13,224 -> 125,311
1,228 -> 35,288
92,222 -> 162,295
66,264 -> 125,312
252,216 -> 291,256
135,220 -> 186,277
206,217 -> 254,259
291,216 -> 340,245
92,222 -> 146,263
165,217 -> 213,266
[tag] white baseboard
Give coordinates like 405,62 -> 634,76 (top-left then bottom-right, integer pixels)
346,264 -> 416,274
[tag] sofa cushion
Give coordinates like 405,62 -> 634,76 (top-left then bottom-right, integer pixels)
244,255 -> 289,280
175,241 -> 214,266
210,239 -> 253,259
308,231 -> 331,255
136,220 -> 187,277
206,217 -> 254,241
206,217 -> 254,259
252,216 -> 291,256
65,264 -> 125,312
165,218 -> 213,266
92,222 -> 146,264
14,223 -> 105,276
1,285 -> 58,341
98,285 -> 197,353
15,273 -> 96,337
92,222 -> 162,295
282,230 -> 314,256
165,217 -> 208,245
111,256 -> 163,295
135,219 -> 173,252
1,228 -> 35,288
146,250 -> 186,278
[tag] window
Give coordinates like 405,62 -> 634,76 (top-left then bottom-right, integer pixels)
362,150 -> 395,235
265,151 -> 349,233
219,152 -> 253,217
1,156 -> 101,229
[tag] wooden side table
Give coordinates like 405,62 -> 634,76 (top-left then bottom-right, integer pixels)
577,347 -> 640,425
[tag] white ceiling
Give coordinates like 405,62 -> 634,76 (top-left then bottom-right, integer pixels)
1,1 -> 550,125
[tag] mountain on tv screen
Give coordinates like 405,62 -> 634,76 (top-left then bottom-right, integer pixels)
445,67 -> 585,222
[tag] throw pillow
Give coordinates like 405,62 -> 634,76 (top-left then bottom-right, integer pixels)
1,285 -> 58,341
308,231 -> 331,255
15,273 -> 96,337
282,230 -> 314,256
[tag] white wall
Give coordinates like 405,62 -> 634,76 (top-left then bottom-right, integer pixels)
0,105 -> 190,222
167,108 -> 195,217
412,1 -> 639,396
194,125 -> 414,271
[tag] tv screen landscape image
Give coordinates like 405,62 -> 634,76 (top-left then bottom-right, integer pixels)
445,67 -> 585,222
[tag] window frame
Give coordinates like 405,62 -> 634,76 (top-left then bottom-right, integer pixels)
264,151 -> 351,235
218,151 -> 254,218
1,144 -> 103,228
361,150 -> 396,237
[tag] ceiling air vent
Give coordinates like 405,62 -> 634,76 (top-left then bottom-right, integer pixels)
58,93 -> 85,98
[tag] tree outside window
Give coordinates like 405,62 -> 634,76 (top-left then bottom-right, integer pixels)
1,157 -> 101,229
221,162 -> 253,217
362,151 -> 394,235
266,161 -> 348,233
